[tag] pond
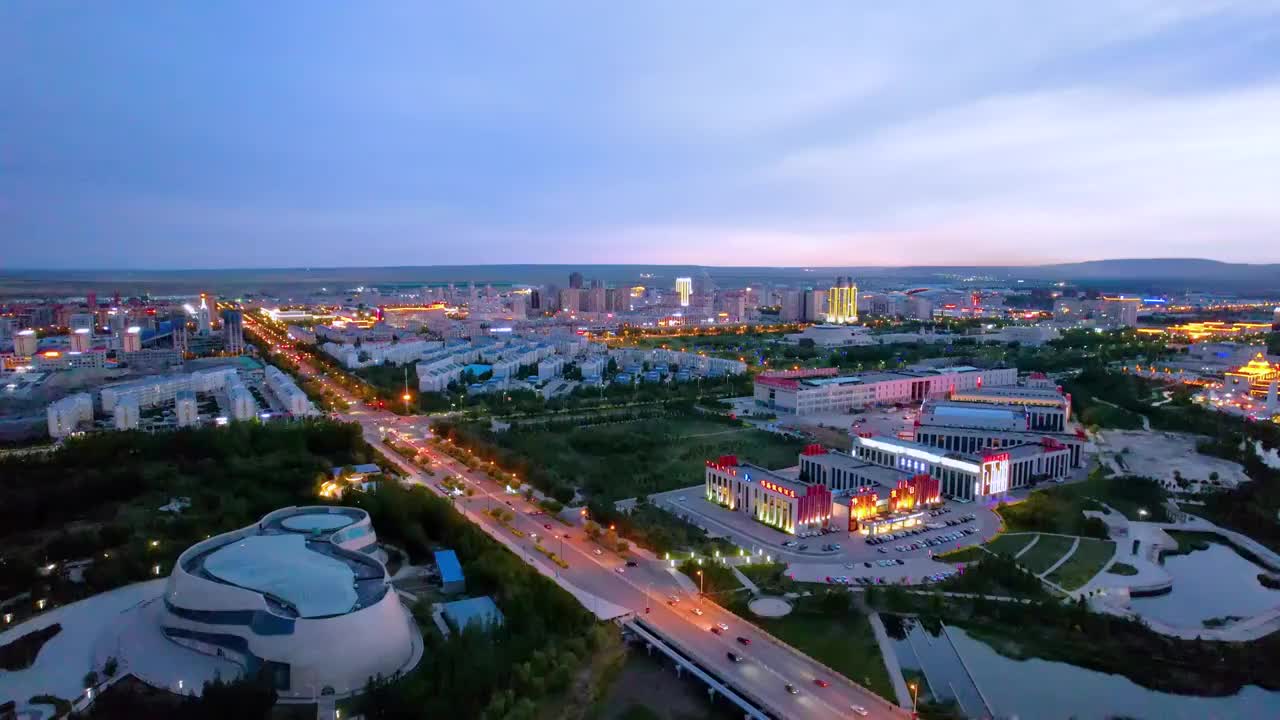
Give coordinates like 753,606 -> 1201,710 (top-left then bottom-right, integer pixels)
1129,540 -> 1280,627
885,614 -> 1280,719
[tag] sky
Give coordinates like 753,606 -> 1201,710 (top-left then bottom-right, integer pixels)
3,1 -> 1280,270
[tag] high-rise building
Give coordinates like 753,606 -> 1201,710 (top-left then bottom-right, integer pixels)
510,294 -> 527,320
0,317 -> 15,340
803,289 -> 827,323
197,295 -> 213,335
14,329 -> 38,356
675,277 -> 693,308
559,288 -> 581,313
1100,297 -> 1139,328
122,326 -> 143,353
70,312 -> 95,333
780,290 -> 803,321
114,395 -> 141,430
71,328 -> 92,353
1273,307 -> 1280,332
827,276 -> 859,324
586,287 -> 607,313
170,310 -> 189,355
222,309 -> 245,355
607,287 -> 627,313
568,272 -> 584,290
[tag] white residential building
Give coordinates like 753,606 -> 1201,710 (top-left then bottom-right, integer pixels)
227,382 -> 258,421
265,365 -> 316,416
114,395 -> 141,430
537,356 -> 565,381
175,390 -> 199,427
47,393 -> 93,438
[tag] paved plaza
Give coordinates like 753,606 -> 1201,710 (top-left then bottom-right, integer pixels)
1098,429 -> 1252,490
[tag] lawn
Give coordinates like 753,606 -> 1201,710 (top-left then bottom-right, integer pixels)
1016,535 -> 1077,576
1107,562 -> 1139,576
479,416 -> 806,500
936,546 -> 987,563
726,595 -> 896,702
996,468 -> 1168,536
1045,539 -> 1116,590
984,533 -> 1037,558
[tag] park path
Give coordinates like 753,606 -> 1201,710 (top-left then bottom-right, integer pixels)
1014,534 -> 1040,559
730,566 -> 760,594
1038,537 -> 1081,578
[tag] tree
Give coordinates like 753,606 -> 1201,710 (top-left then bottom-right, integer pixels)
83,670 -> 99,689
103,657 -> 118,678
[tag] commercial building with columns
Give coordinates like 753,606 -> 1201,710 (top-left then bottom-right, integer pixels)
914,400 -> 1086,467
704,455 -> 832,535
851,434 -> 1072,502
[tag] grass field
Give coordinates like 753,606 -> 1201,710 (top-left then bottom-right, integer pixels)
493,416 -> 806,500
1107,562 -> 1139,576
727,596 -> 895,702
1045,539 -> 1116,590
1016,535 -> 1077,576
937,546 -> 987,563
985,533 -> 1036,558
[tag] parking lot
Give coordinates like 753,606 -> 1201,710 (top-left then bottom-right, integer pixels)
651,485 -> 1002,567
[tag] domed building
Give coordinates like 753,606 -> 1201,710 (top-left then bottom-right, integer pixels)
158,506 -> 418,697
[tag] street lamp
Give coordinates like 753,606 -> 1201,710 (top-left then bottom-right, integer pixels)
910,682 -> 919,717
696,569 -> 704,605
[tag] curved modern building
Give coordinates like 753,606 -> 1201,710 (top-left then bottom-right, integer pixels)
161,506 -> 417,697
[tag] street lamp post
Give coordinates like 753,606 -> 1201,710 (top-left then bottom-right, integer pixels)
696,569 -> 704,605
910,682 -> 919,718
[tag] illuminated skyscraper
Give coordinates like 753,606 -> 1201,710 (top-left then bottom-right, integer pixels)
827,276 -> 859,324
197,294 -> 213,335
122,326 -> 143,353
675,277 -> 692,308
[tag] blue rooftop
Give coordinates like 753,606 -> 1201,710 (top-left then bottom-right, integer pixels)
440,596 -> 503,630
435,549 -> 464,584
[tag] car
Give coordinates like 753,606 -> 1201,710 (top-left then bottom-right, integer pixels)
845,563 -> 855,569
692,607 -> 704,616
798,544 -> 808,551
593,548 -> 603,556
710,626 -> 724,635
736,636 -> 751,645
726,651 -> 742,662
785,683 -> 799,695
878,548 -> 887,554
626,560 -> 638,567
544,523 -> 553,530
668,595 -> 680,603
813,678 -> 830,688
851,704 -> 869,716
614,567 -> 625,574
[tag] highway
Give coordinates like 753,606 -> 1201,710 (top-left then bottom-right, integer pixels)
242,317 -> 907,719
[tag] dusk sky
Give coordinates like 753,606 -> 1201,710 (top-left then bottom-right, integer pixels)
3,1 -> 1279,270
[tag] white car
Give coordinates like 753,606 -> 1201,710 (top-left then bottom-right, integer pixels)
614,567 -> 625,574
692,607 -> 704,616
593,548 -> 603,556
851,705 -> 868,716
717,622 -> 729,631
668,595 -> 680,604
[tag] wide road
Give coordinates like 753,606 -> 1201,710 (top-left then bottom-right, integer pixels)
241,332 -> 906,719
357,412 -> 906,720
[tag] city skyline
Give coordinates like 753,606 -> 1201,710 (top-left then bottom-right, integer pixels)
4,2 -> 1280,269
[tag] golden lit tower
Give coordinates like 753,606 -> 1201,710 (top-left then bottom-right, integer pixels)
827,276 -> 858,323
675,277 -> 692,308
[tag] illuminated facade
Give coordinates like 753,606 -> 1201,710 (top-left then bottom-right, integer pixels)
1099,296 -> 1139,328
848,487 -> 879,531
851,434 -> 1070,502
826,276 -> 858,324
1224,353 -> 1279,398
756,366 -> 1017,415
675,277 -> 692,308
705,455 -> 832,534
889,474 -> 941,513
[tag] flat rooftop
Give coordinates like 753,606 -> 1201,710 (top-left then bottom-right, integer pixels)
923,401 -> 1026,426
204,534 -> 357,618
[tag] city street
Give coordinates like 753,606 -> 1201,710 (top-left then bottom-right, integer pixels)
239,325 -> 907,717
